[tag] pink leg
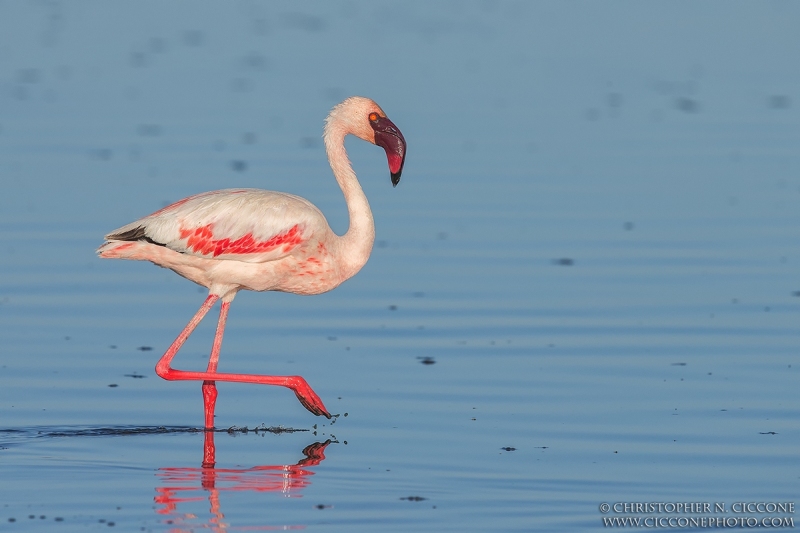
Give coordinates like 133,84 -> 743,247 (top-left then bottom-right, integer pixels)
201,301 -> 229,430
201,381 -> 218,430
155,295 -> 331,422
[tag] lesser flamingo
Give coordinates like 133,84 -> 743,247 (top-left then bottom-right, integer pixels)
98,96 -> 406,428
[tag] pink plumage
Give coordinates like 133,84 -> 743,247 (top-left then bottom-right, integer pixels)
98,97 -> 407,427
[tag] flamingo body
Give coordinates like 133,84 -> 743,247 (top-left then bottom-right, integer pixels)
98,96 -> 406,427
99,189 -> 347,297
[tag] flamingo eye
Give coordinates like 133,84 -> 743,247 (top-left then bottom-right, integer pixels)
369,112 -> 379,122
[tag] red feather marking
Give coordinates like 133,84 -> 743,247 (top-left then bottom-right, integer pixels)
178,223 -> 304,257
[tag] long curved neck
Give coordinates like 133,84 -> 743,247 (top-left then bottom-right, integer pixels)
324,119 -> 375,279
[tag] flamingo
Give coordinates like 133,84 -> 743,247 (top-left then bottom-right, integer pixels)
98,96 -> 406,429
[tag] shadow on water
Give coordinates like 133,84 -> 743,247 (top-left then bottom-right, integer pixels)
0,423 -> 309,441
1,425 -> 332,530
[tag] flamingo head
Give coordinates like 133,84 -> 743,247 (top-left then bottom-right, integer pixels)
327,97 -> 407,187
368,111 -> 406,187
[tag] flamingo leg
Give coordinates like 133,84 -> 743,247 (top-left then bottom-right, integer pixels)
155,295 -> 331,421
201,301 -> 229,430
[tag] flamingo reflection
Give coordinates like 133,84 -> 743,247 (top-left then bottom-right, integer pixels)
155,430 -> 332,530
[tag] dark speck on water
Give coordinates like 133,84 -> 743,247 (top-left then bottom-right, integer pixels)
136,124 -> 162,137
606,92 -> 623,108
242,51 -> 268,71
400,496 -> 427,502
675,96 -> 700,113
417,356 -> 435,365
300,137 -> 319,149
148,37 -> 166,53
281,12 -> 326,33
129,51 -> 147,68
136,346 -> 152,351
768,95 -> 791,109
17,68 -> 41,84
182,29 -> 205,46
230,78 -> 254,93
90,148 -> 113,161
230,160 -> 247,172
501,447 -> 516,451
585,108 -> 600,121
552,258 -> 574,266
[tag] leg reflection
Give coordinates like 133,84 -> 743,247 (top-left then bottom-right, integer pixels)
155,430 -> 333,529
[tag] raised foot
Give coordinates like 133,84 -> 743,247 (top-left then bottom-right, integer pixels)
288,376 -> 332,419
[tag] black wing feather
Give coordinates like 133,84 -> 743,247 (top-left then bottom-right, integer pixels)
106,226 -> 165,246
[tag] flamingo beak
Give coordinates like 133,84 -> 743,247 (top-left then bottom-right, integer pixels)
371,116 -> 406,187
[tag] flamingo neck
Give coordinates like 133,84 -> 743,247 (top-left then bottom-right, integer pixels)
324,121 -> 375,279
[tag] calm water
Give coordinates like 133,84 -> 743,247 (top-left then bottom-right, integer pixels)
1,2 -> 799,531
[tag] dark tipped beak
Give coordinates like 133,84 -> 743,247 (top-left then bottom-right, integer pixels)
371,116 -> 406,187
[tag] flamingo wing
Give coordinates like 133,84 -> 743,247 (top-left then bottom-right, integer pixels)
105,189 -> 325,263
